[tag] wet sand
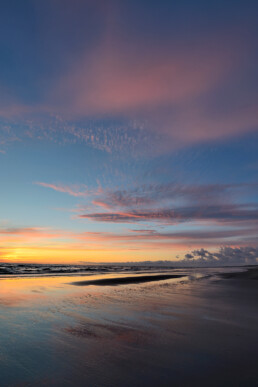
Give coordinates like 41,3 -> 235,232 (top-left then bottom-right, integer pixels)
70,274 -> 186,286
220,267 -> 258,280
0,267 -> 258,386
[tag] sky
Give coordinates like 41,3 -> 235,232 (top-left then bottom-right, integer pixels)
0,0 -> 258,265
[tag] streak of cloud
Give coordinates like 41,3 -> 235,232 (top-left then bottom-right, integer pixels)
79,204 -> 258,225
35,182 -> 90,197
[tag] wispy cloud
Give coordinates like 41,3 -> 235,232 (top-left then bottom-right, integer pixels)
35,182 -> 92,197
0,219 -> 257,263
36,180 -> 258,233
78,204 -> 258,225
1,2 -> 257,155
0,226 -> 65,244
71,182 -> 258,228
47,10 -> 258,150
90,182 -> 258,209
77,228 -> 256,245
38,180 -> 258,204
55,41 -> 233,117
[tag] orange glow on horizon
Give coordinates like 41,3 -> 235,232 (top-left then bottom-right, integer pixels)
0,244 -> 194,264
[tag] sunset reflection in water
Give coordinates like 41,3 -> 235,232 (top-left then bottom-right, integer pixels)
1,270 -> 258,386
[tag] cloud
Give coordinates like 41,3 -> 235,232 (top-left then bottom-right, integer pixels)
79,203 -> 258,224
0,226 -> 66,245
185,253 -> 194,259
0,1 -> 257,155
1,221 -> 257,262
49,14 -> 258,149
0,227 -> 45,235
77,228 -> 256,245
35,181 -> 258,249
35,182 -> 92,197
0,113 -> 145,156
92,191 -> 155,210
55,40 -> 234,117
38,180 -> 258,211
90,182 -> 258,209
1,224 -> 254,247
184,246 -> 258,266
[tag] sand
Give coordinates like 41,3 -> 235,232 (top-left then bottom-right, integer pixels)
70,274 -> 186,286
220,267 -> 258,280
0,266 -> 258,386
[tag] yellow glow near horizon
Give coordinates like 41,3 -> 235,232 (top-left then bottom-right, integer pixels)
0,245 -> 190,264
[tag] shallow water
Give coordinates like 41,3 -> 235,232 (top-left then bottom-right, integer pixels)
0,267 -> 258,386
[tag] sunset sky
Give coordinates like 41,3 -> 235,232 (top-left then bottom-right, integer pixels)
1,0 -> 258,263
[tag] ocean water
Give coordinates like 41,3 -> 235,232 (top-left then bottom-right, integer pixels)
0,265 -> 257,386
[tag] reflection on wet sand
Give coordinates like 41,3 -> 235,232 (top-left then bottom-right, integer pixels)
70,273 -> 186,286
0,268 -> 258,386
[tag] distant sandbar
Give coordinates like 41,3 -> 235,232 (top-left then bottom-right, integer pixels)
220,267 -> 258,280
70,274 -> 186,286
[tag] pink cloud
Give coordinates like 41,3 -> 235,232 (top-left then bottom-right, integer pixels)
77,228 -> 253,242
0,3 -> 257,154
35,182 -> 90,197
0,227 -> 65,243
153,102 -> 258,147
89,182 -> 257,210
1,222 -> 257,257
48,30 -> 258,148
73,228 -> 258,251
54,39 -> 235,116
78,204 -> 258,225
92,200 -> 113,210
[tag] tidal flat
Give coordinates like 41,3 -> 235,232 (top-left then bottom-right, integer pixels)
0,267 -> 258,387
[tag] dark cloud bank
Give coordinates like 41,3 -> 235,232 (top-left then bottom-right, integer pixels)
182,246 -> 258,266
117,246 -> 258,267
80,247 -> 258,267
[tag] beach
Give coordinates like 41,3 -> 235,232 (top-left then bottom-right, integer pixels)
0,266 -> 258,386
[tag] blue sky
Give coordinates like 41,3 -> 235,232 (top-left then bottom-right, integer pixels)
0,0 -> 258,264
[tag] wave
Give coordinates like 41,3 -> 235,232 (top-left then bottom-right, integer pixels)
0,263 -> 176,277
